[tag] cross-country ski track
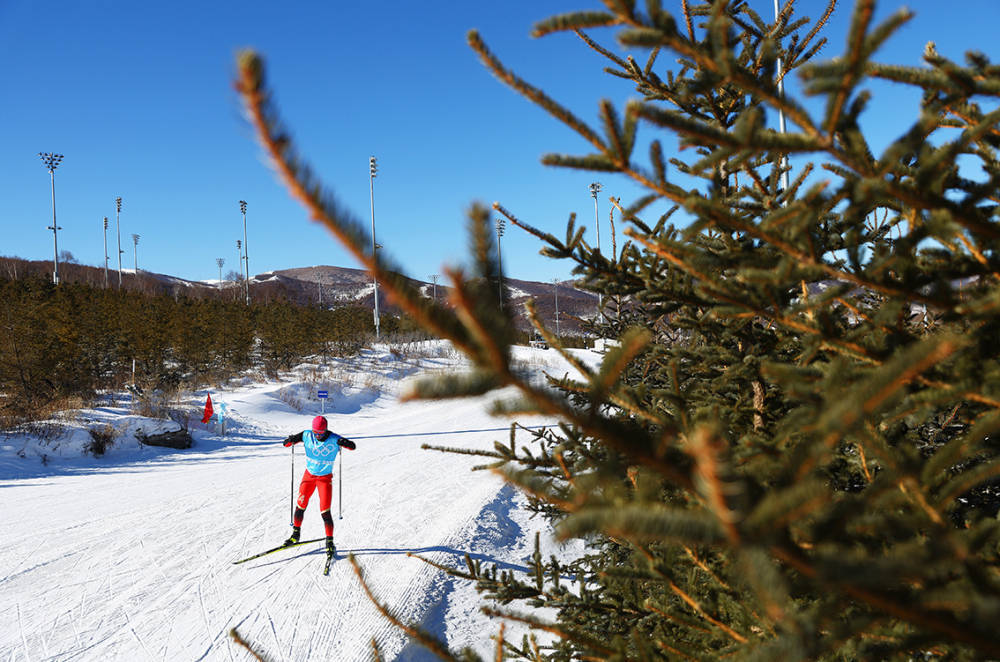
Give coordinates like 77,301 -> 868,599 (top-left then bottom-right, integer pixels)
0,344 -> 590,661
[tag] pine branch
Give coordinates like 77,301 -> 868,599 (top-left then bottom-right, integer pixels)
349,555 -> 469,661
685,425 -> 741,544
771,544 -> 1000,657
557,504 -> 726,545
821,0 -> 878,135
467,31 -> 607,154
572,27 -> 630,70
532,12 -> 620,38
478,606 -> 618,657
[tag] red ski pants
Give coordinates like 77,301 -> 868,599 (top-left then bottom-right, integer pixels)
294,470 -> 334,536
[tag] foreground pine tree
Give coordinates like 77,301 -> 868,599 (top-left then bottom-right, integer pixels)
236,0 -> 1000,658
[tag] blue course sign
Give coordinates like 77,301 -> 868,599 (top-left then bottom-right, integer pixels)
317,390 -> 328,399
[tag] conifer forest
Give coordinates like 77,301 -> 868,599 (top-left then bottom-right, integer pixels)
0,277 -> 378,427
233,0 -> 1000,659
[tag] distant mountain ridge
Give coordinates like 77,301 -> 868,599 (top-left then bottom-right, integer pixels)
264,265 -> 598,332
0,257 -> 597,333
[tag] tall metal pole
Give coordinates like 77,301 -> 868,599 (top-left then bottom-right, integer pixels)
39,153 -> 63,285
589,182 -> 603,311
115,197 -> 123,288
430,274 -> 438,303
774,0 -> 790,199
495,218 -> 505,309
553,278 -> 560,337
103,217 -> 109,288
216,258 -> 224,291
131,234 -> 140,273
240,200 -> 249,305
589,182 -> 603,253
369,157 -> 380,339
49,168 -> 60,284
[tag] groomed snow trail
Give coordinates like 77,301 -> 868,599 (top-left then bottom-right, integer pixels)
0,346 -> 583,661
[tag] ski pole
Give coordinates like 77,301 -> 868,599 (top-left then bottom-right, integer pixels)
338,449 -> 343,520
290,444 -> 295,525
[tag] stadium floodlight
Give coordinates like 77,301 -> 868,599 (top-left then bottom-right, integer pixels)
239,200 -> 249,305
216,258 -> 224,291
495,217 -> 506,309
553,278 -> 560,337
103,217 -> 110,288
588,182 -> 603,253
774,0 -> 790,200
589,182 -> 604,311
131,234 -> 140,273
369,156 -> 380,339
430,274 -> 438,303
39,152 -> 64,284
115,197 -> 123,288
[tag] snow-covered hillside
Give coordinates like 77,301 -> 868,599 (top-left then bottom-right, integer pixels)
0,342 -> 593,661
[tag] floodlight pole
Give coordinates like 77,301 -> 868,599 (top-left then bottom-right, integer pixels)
553,278 -> 560,337
240,200 -> 249,305
216,258 -> 224,291
589,182 -> 604,311
496,217 -> 505,310
774,0 -> 790,199
430,274 -> 438,303
131,234 -> 140,273
39,152 -> 64,285
236,239 -> 242,297
369,157 -> 380,339
103,217 -> 109,288
115,197 -> 123,289
589,182 -> 603,254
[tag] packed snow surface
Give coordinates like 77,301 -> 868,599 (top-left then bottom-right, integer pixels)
0,342 -> 593,661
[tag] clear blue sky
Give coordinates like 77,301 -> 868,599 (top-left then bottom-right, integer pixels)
2,1 -> 998,285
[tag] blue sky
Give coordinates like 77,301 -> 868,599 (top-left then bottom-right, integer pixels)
2,1 -> 999,285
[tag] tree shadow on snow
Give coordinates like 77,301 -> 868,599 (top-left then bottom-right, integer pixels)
249,545 -> 538,575
351,424 -> 551,440
344,545 -> 536,574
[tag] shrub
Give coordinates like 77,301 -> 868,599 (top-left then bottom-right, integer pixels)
86,424 -> 117,457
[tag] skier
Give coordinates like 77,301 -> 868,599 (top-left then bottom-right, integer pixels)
282,415 -> 356,556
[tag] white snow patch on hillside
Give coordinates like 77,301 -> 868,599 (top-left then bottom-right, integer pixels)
0,341 -> 598,660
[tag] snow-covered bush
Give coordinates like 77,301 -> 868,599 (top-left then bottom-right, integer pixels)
86,423 -> 117,456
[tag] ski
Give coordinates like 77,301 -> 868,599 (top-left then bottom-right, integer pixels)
233,538 -> 326,565
323,552 -> 336,575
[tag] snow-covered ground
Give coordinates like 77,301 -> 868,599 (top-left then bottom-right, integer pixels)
0,342 -> 592,661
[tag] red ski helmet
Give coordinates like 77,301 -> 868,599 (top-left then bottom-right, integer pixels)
312,415 -> 328,434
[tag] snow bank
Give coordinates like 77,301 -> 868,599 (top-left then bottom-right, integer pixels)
0,403 -> 188,478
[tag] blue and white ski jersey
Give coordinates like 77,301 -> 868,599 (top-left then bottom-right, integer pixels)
302,430 -> 344,476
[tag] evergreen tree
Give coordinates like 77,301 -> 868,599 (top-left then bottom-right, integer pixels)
236,0 -> 1000,658
0,276 -> 373,426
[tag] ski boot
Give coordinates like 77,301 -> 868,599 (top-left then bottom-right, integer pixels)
284,527 -> 301,546
325,536 -> 336,556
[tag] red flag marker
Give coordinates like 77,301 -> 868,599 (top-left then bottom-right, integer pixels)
201,393 -> 214,424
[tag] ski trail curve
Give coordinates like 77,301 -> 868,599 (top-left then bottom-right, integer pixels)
0,347 -> 576,660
